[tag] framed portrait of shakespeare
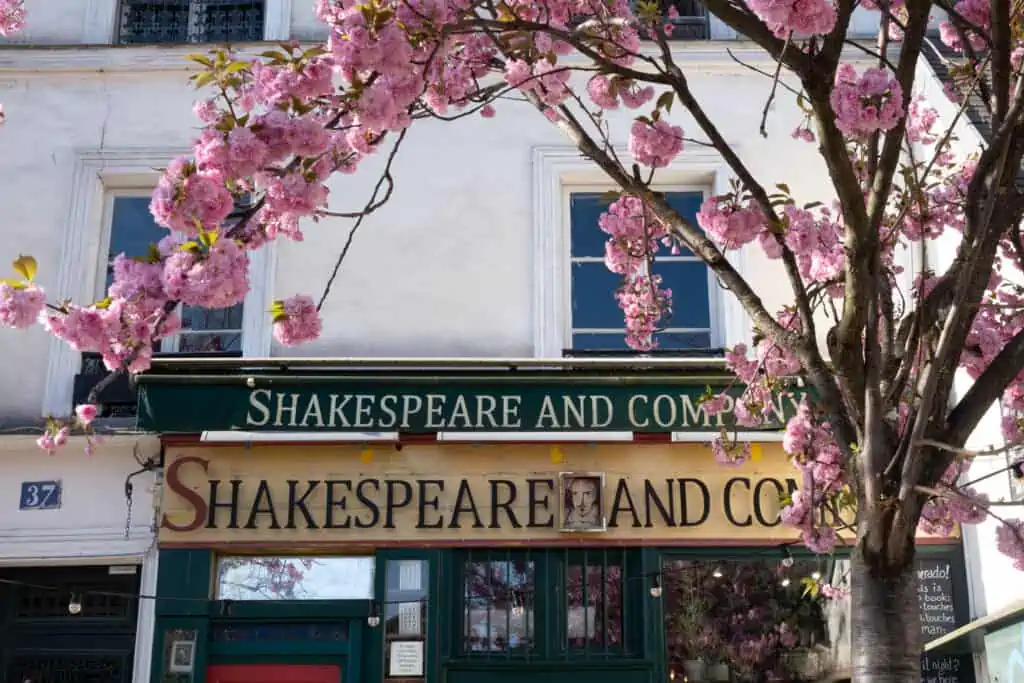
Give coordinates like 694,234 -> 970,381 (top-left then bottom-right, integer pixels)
558,472 -> 607,532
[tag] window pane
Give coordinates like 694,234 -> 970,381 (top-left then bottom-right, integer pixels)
181,304 -> 244,331
119,0 -> 190,44
385,560 -> 428,678
464,559 -> 535,652
570,261 -> 710,330
196,0 -> 265,43
119,0 -> 264,44
571,331 -> 711,352
662,559 -> 849,682
567,563 -> 623,649
569,192 -> 702,258
107,197 -> 168,291
215,556 -> 375,600
175,331 -> 242,353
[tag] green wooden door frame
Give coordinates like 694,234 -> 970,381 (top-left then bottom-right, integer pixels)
372,548 -> 442,683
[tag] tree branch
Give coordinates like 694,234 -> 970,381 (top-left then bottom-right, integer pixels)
946,327 -> 1024,447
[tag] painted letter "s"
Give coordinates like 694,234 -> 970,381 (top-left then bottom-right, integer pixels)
160,456 -> 211,533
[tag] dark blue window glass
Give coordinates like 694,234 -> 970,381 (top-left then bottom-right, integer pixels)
568,191 -> 711,353
108,196 -> 243,353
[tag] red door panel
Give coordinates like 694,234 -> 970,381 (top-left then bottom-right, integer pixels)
207,664 -> 341,683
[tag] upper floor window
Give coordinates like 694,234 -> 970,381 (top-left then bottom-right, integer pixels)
104,194 -> 243,354
117,0 -> 265,45
567,191 -> 713,355
635,0 -> 710,40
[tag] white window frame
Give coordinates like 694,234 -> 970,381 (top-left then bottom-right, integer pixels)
564,183 -> 719,353
531,145 -> 752,359
83,0 -> 292,44
42,147 -> 276,418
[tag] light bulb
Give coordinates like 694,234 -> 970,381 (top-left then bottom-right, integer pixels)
650,581 -> 663,598
367,603 -> 380,627
511,604 -> 525,618
780,578 -> 791,587
781,557 -> 794,568
712,569 -> 723,579
68,593 -> 82,615
811,571 -> 821,580
669,669 -> 676,681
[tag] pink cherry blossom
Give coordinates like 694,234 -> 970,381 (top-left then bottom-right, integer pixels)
0,282 -> 45,329
830,64 -> 905,137
628,119 -> 683,168
272,295 -> 323,346
75,404 -> 99,426
0,0 -> 24,36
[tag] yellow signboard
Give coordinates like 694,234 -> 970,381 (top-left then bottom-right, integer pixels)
158,442 -> 860,547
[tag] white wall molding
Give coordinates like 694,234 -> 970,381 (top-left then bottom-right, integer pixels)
265,0 -> 294,41
0,40 -> 882,74
531,144 -> 751,358
132,546 -> 160,683
42,147 -> 277,418
83,0 -> 118,44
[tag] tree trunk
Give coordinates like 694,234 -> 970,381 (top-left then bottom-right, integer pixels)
850,546 -> 922,683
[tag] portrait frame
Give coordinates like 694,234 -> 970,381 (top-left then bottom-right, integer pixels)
558,471 -> 607,533
168,639 -> 196,674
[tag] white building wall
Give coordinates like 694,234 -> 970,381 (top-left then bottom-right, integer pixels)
0,42 -> 882,420
0,434 -> 160,683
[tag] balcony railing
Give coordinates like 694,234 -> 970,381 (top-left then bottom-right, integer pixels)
71,350 -> 242,418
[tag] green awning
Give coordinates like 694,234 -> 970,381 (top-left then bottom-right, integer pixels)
134,357 -> 809,435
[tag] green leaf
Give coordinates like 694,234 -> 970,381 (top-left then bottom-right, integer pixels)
179,241 -> 202,253
0,278 -> 25,289
12,254 -> 36,281
655,91 -> 674,113
93,297 -> 113,310
802,201 -> 824,210
260,49 -> 290,61
199,229 -> 220,248
224,61 -> 249,74
185,53 -> 214,67
302,46 -> 328,60
269,300 -> 288,322
192,71 -> 216,89
775,183 -> 791,195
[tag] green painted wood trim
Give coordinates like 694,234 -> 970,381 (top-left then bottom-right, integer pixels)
156,549 -> 212,617
207,600 -> 372,620
208,641 -> 352,658
374,549 -> 441,683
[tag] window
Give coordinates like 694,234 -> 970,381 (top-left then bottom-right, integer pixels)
456,548 -> 641,660
565,552 -> 624,653
105,195 -> 242,354
214,556 -> 375,600
117,0 -> 265,44
662,557 -> 849,682
634,0 -> 710,39
463,552 -> 536,653
568,191 -> 714,354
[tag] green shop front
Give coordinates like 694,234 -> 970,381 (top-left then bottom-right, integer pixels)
137,360 -> 973,683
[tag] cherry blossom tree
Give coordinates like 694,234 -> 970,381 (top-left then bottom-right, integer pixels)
3,0 -> 1024,678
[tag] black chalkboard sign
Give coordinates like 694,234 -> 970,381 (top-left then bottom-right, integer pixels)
918,558 -> 959,640
922,653 -> 975,683
917,557 -> 975,683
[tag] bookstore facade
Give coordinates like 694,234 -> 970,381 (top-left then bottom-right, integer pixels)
139,361 -> 973,683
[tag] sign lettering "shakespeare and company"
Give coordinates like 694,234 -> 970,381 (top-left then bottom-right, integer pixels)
137,382 -> 809,433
